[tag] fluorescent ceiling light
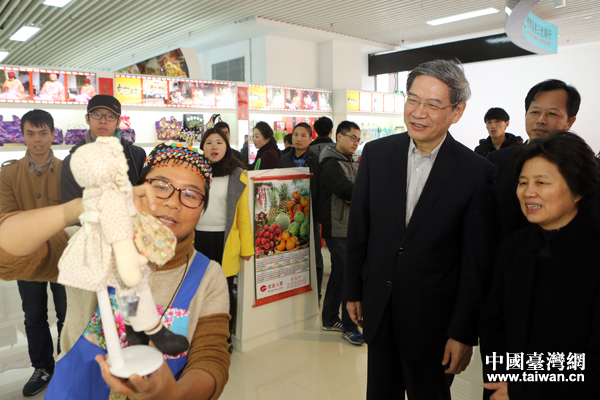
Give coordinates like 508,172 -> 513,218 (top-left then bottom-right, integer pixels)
43,0 -> 73,7
427,8 -> 500,26
505,7 -> 512,15
0,51 -> 9,63
10,26 -> 40,42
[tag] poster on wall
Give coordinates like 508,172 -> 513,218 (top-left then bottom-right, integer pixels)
98,78 -> 113,96
143,79 -> 168,105
347,91 -> 359,111
249,86 -> 267,108
395,94 -> 404,114
192,82 -> 215,107
253,173 -> 312,306
169,81 -> 191,105
115,48 -> 189,77
359,92 -> 372,112
0,69 -> 30,100
216,83 -> 235,108
285,89 -> 302,110
238,86 -> 249,120
383,94 -> 395,113
66,74 -> 96,103
115,76 -> 142,104
302,90 -> 318,110
318,92 -> 332,111
372,93 -> 384,113
267,87 -> 285,109
32,72 -> 66,102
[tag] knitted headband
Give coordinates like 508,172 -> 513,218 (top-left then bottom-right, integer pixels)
144,142 -> 213,187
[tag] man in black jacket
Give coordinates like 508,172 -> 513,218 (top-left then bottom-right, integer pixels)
310,116 -> 335,157
61,95 -> 146,203
474,108 -> 523,157
318,121 -> 364,346
279,123 -> 324,300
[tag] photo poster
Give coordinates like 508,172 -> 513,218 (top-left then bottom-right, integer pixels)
98,78 -> 113,96
31,72 -> 67,102
395,94 -> 404,114
143,79 -> 168,105
249,86 -> 267,109
285,89 -> 302,110
301,90 -> 318,111
253,174 -> 312,306
359,92 -> 372,112
267,87 -> 285,109
168,80 -> 191,105
318,91 -> 332,111
347,91 -> 359,111
115,76 -> 142,104
192,82 -> 216,107
0,69 -> 30,100
216,84 -> 235,108
373,93 -> 384,113
384,94 -> 395,113
66,74 -> 97,103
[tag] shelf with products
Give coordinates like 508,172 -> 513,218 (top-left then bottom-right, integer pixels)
247,85 -> 333,165
332,89 -> 406,158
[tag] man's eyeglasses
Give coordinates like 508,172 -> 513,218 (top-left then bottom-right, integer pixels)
341,133 -> 361,144
404,94 -> 459,114
145,178 -> 205,209
88,111 -> 118,122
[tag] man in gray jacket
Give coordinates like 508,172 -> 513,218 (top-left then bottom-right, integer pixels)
317,120 -> 363,345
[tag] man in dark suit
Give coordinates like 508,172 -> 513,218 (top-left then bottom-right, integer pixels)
344,59 -> 497,399
487,80 -> 580,239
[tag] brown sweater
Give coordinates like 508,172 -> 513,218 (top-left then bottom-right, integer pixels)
0,215 -> 230,399
0,150 -> 62,214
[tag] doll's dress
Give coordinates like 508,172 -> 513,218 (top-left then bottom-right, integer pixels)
58,182 -> 139,292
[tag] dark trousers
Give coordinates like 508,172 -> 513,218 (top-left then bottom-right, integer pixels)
313,221 -> 324,301
322,237 -> 357,332
367,300 -> 454,400
17,281 -> 67,372
226,276 -> 237,334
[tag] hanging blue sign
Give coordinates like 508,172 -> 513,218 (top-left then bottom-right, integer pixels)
523,12 -> 558,54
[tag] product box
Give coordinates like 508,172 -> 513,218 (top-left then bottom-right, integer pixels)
274,121 -> 285,141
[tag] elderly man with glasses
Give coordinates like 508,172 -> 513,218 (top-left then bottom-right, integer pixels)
61,95 -> 147,204
344,59 -> 497,399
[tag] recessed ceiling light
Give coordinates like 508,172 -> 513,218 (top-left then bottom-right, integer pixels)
505,7 -> 512,16
427,8 -> 500,26
0,51 -> 9,63
10,26 -> 40,42
43,0 -> 73,7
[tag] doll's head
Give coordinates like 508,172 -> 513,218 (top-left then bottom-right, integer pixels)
71,136 -> 129,189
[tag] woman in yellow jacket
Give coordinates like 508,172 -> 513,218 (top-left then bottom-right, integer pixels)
195,128 -> 254,352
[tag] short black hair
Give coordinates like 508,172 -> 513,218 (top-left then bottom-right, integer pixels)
214,121 -> 230,132
335,121 -> 360,142
525,79 -> 581,119
283,133 -> 293,146
313,116 -> 333,137
512,130 -> 599,208
484,108 -> 509,122
293,122 -> 312,137
21,109 -> 54,134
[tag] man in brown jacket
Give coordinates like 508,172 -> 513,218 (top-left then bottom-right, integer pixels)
0,109 -> 67,396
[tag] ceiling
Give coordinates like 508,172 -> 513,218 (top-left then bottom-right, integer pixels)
0,0 -> 599,71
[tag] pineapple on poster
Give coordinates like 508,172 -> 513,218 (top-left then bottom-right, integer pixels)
254,176 -> 312,305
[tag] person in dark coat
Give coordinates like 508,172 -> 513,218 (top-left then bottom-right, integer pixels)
280,133 -> 294,156
310,116 -> 335,157
240,134 -> 249,164
487,80 -> 579,240
278,123 -> 324,300
474,108 -> 523,157
249,121 -> 280,170
480,131 -> 600,400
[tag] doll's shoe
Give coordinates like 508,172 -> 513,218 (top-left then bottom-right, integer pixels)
147,326 -> 189,356
125,324 -> 149,346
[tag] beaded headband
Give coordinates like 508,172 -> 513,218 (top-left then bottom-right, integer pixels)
144,142 -> 213,187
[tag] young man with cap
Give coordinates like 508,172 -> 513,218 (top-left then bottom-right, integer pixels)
0,109 -> 67,396
61,94 -> 146,203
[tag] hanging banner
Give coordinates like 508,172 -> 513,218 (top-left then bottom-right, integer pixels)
253,173 -> 312,306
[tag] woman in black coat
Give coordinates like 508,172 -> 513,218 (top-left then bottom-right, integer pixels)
480,131 -> 600,400
249,121 -> 280,170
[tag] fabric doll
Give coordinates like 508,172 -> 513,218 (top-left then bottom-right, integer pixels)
58,136 -> 188,356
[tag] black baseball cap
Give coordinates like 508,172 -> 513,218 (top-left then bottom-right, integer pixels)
87,94 -> 121,115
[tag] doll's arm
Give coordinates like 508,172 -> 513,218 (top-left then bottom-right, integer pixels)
112,239 -> 146,287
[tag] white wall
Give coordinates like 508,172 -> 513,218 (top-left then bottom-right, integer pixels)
264,35 -> 318,88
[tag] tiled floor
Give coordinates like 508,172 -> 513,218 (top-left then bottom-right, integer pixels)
0,249 -> 483,400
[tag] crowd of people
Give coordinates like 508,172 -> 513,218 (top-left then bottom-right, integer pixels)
0,57 -> 598,400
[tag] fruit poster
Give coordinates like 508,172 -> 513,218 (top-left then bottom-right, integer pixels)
253,173 -> 312,306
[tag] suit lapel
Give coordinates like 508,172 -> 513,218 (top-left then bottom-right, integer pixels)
403,133 -> 460,241
394,133 -> 410,236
